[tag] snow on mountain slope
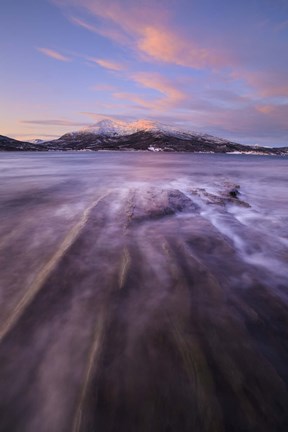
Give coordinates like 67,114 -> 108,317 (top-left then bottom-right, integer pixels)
76,119 -> 227,143
82,119 -> 155,136
29,139 -> 47,144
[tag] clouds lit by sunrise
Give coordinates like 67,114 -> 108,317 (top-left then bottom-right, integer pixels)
1,0 -> 288,145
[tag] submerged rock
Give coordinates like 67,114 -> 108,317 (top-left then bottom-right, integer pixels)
190,184 -> 250,208
229,186 -> 240,198
127,187 -> 199,224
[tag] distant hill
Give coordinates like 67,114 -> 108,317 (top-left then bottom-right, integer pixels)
0,135 -> 45,152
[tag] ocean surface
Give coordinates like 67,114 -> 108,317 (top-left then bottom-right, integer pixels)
0,152 -> 288,432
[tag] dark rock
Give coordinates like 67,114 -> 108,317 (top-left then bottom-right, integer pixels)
229,189 -> 240,198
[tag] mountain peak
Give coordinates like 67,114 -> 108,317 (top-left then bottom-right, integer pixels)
82,119 -> 161,136
80,118 -> 197,138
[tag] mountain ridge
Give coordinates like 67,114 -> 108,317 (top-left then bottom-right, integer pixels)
68,119 -> 237,143
1,120 -> 288,155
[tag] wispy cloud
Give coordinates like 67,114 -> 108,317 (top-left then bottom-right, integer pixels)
133,73 -> 184,99
21,119 -> 90,126
14,133 -> 60,138
81,112 -> 136,123
69,16 -> 130,45
64,1 -> 229,70
256,105 -> 275,114
37,47 -> 71,62
26,0 -> 288,146
130,72 -> 186,109
230,69 -> 288,98
88,57 -> 125,71
112,92 -> 152,109
69,16 -> 99,33
136,26 -> 228,69
57,0 -> 288,96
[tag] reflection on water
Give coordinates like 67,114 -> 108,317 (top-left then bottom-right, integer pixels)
0,152 -> 288,432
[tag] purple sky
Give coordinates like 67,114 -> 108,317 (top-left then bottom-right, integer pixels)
1,0 -> 288,146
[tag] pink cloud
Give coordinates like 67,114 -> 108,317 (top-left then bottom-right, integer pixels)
37,48 -> 71,62
49,0 -> 288,145
112,92 -> 153,109
88,57 -> 125,71
55,0 -> 288,101
69,16 -> 130,45
70,16 -> 98,33
230,69 -> 288,98
110,72 -> 187,112
21,119 -> 89,126
137,26 -> 228,69
256,105 -> 275,114
193,103 -> 288,138
131,72 -> 186,107
61,0 -> 229,70
80,112 -> 135,123
256,104 -> 288,128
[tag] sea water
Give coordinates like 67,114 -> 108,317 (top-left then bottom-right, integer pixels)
0,152 -> 287,432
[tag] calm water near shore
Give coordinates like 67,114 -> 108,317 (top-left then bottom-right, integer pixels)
0,152 -> 288,432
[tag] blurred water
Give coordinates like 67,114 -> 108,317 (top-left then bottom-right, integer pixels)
0,152 -> 288,432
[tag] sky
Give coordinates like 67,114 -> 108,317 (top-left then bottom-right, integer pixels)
1,0 -> 288,146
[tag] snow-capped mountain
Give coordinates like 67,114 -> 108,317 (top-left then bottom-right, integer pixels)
76,119 -> 228,144
1,120 -> 288,155
81,119 -> 179,137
